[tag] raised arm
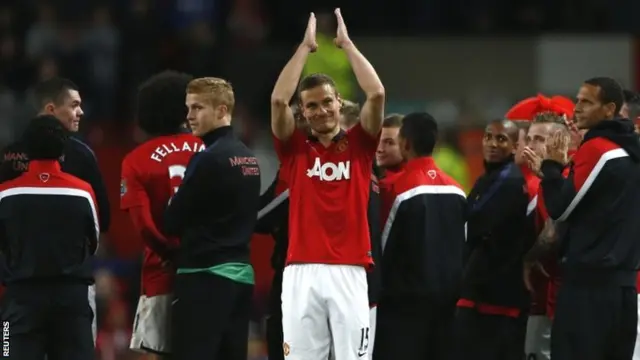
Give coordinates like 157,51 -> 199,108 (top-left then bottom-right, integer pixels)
334,8 -> 385,137
271,14 -> 318,141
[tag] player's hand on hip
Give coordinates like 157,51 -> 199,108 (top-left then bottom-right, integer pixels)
303,12 -> 318,52
334,8 -> 353,49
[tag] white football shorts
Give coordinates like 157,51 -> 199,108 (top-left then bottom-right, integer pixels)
130,294 -> 173,354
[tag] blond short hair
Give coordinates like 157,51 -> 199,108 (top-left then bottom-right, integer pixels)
532,112 -> 567,126
532,112 -> 570,142
186,77 -> 235,113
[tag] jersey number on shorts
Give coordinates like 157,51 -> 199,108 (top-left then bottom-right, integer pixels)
168,164 -> 187,195
358,327 -> 370,357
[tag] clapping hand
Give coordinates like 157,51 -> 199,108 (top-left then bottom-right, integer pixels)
303,13 -> 318,52
334,8 -> 353,49
563,115 -> 583,150
545,129 -> 570,164
522,147 -> 543,177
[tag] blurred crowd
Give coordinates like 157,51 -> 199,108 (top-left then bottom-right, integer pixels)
1,0 -> 639,144
0,0 -> 637,359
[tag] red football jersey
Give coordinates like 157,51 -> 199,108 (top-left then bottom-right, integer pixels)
379,166 -> 404,228
274,123 -> 378,266
120,134 -> 204,295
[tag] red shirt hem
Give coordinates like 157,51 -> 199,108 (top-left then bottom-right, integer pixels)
140,269 -> 174,297
285,259 -> 373,268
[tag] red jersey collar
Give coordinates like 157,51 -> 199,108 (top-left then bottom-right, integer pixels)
308,129 -> 347,143
383,163 -> 405,176
405,156 -> 436,171
28,160 -> 61,173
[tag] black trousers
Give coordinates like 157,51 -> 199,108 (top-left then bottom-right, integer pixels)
451,307 -> 527,360
172,272 -> 253,360
551,283 -> 637,360
373,297 -> 455,360
266,269 -> 284,360
0,282 -> 94,360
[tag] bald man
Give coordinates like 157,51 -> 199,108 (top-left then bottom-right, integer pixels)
451,120 -> 536,360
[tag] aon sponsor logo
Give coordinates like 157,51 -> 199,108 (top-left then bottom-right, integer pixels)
306,158 -> 350,181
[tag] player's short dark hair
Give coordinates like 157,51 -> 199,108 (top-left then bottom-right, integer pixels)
298,73 -> 337,95
23,115 -> 68,160
383,114 -> 404,128
623,89 -> 640,119
399,112 -> 438,156
33,77 -> 78,108
137,70 -> 193,136
584,77 -> 624,114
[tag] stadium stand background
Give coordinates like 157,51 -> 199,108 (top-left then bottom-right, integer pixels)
0,0 -> 638,358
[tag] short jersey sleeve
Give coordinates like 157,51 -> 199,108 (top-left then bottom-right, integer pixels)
347,123 -> 379,158
120,156 -> 147,210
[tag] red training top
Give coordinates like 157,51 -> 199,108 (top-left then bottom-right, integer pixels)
379,165 -> 404,227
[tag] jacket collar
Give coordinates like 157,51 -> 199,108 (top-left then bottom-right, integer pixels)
200,126 -> 233,146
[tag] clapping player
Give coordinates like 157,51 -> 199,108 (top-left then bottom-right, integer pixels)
270,8 -> 384,360
521,110 -> 573,360
120,71 -> 203,358
539,78 -> 640,360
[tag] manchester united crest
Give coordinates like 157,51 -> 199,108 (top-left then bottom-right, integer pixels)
39,173 -> 50,183
336,138 -> 348,153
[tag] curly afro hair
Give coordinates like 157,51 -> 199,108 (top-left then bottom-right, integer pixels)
23,115 -> 68,160
136,70 -> 193,136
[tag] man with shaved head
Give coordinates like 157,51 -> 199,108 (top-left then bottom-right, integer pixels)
452,119 -> 535,360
